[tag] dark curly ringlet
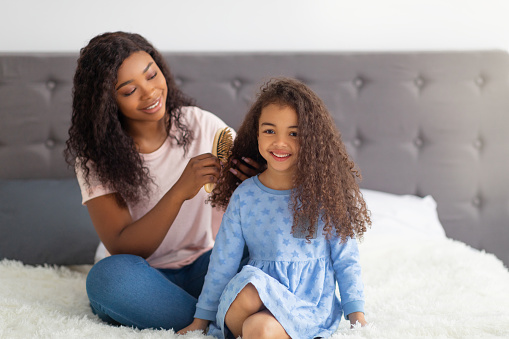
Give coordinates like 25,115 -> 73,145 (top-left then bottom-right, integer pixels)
64,32 -> 194,207
210,78 -> 371,242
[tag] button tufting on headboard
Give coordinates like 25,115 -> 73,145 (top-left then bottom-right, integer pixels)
352,137 -> 362,148
45,139 -> 55,149
231,79 -> 242,89
472,196 -> 482,208
1,51 -> 508,267
46,80 -> 56,90
475,75 -> 485,87
353,77 -> 364,89
473,138 -> 483,151
413,137 -> 424,148
414,77 -> 424,88
174,77 -> 183,87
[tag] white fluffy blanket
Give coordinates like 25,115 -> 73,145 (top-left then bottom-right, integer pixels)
1,235 -> 508,339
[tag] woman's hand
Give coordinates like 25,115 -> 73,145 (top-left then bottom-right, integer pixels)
229,157 -> 262,182
177,318 -> 210,335
348,312 -> 367,328
172,153 -> 221,202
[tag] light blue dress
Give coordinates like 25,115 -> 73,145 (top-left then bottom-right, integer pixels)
195,176 -> 365,339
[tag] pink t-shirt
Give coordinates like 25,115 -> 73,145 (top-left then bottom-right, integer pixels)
77,106 -> 231,269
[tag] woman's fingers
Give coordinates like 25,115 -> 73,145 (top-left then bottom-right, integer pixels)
191,154 -> 221,183
241,157 -> 261,170
173,154 -> 222,201
230,157 -> 262,181
229,166 -> 248,182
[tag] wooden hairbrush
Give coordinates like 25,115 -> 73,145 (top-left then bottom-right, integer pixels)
204,127 -> 233,193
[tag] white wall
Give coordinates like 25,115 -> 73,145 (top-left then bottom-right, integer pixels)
1,0 -> 508,52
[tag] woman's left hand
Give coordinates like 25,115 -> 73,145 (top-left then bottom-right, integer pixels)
229,157 -> 262,182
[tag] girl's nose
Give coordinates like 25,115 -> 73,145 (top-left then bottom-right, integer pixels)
273,135 -> 288,146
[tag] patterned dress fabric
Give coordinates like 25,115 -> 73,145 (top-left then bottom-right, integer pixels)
195,175 -> 365,339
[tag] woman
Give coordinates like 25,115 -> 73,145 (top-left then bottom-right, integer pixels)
64,31 -> 257,331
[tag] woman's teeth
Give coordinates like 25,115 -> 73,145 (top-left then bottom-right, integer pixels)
146,100 -> 159,110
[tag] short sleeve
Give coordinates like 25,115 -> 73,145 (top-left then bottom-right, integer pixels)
75,158 -> 115,205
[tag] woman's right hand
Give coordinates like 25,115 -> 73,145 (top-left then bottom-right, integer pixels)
172,153 -> 221,202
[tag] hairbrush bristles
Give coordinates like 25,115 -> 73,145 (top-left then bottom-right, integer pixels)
204,127 -> 233,193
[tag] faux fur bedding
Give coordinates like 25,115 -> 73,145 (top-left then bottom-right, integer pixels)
1,234 -> 508,339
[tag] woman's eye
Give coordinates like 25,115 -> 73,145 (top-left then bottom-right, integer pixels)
123,88 -> 136,97
290,131 -> 298,137
148,71 -> 157,80
263,129 -> 275,134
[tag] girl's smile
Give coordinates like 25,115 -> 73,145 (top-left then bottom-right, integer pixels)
269,150 -> 292,161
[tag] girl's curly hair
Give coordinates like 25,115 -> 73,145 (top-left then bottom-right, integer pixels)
210,78 -> 371,241
64,32 -> 194,207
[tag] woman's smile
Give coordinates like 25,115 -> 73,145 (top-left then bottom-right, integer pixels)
115,51 -> 168,124
141,96 -> 163,113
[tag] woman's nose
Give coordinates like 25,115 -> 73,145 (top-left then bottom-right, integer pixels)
140,84 -> 156,100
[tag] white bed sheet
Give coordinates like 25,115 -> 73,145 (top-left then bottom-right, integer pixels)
1,190 -> 508,339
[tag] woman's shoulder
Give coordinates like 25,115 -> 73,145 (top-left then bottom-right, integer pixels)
180,106 -> 227,126
178,106 -> 232,140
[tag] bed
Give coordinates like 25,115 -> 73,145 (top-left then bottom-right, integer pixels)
1,51 -> 508,338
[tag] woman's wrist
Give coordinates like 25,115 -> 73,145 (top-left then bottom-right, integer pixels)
166,185 -> 187,206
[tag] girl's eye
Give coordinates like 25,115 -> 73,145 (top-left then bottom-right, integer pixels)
263,129 -> 275,134
290,131 -> 298,137
148,71 -> 157,80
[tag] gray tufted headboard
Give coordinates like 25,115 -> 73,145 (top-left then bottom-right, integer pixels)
1,51 -> 508,266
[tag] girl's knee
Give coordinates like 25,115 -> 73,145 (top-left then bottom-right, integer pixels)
242,315 -> 277,339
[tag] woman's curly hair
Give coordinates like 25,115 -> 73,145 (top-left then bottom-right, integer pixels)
210,78 -> 371,241
64,32 -> 194,207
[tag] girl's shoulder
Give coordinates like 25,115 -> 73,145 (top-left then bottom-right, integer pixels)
237,176 -> 258,190
229,177 -> 257,201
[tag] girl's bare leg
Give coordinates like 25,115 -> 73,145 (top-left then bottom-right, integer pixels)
243,309 -> 290,339
224,283 -> 289,339
225,283 -> 264,337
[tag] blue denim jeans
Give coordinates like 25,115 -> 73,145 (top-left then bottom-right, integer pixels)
86,251 -> 213,331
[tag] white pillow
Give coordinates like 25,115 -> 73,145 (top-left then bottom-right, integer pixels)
360,189 -> 446,239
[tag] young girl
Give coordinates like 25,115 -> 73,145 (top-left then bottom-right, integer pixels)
64,32 -> 258,331
179,78 -> 371,338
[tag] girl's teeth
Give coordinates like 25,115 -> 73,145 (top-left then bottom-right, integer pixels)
273,153 -> 289,158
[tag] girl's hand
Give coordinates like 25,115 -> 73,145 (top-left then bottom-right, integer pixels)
229,157 -> 262,182
177,318 -> 210,335
172,153 -> 221,202
348,312 -> 367,328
